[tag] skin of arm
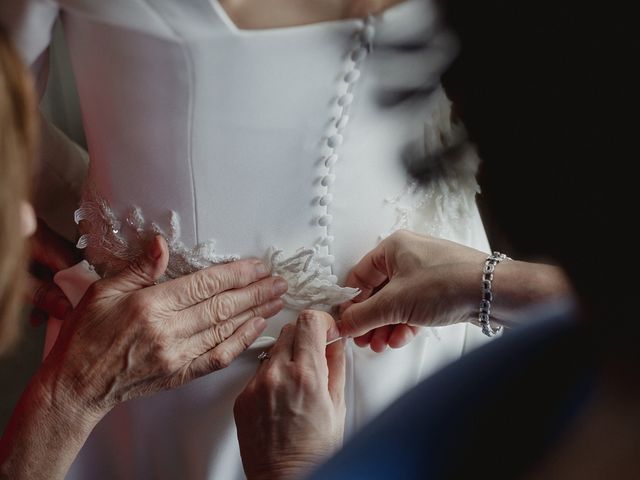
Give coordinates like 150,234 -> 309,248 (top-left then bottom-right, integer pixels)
0,364 -> 104,480
488,259 -> 571,328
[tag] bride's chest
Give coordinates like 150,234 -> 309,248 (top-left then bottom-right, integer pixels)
60,0 -> 444,260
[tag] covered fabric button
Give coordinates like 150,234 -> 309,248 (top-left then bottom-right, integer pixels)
327,134 -> 343,148
319,194 -> 333,206
337,94 -> 354,107
344,69 -> 361,84
321,174 -> 336,187
318,215 -> 333,227
325,154 -> 338,167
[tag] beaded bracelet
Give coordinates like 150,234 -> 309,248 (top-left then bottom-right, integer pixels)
479,251 -> 511,337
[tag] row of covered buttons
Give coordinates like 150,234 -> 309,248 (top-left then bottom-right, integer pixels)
316,16 -> 375,264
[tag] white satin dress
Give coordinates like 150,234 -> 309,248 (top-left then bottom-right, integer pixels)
2,1 -> 491,478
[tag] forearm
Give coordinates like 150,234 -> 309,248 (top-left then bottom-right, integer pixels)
488,260 -> 573,328
0,366 -> 103,480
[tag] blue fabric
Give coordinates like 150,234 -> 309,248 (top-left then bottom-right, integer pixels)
310,303 -> 595,479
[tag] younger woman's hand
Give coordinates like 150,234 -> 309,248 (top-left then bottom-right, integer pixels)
340,230 -> 486,352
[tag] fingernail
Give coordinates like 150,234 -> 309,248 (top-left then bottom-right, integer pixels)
148,237 -> 163,260
253,317 -> 267,331
254,261 -> 269,277
264,298 -> 284,314
272,278 -> 288,296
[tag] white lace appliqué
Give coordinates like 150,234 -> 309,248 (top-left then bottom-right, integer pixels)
382,88 -> 481,244
267,248 -> 359,309
74,186 -> 359,309
74,187 -> 239,280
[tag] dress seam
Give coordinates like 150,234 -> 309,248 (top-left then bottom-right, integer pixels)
139,0 -> 200,244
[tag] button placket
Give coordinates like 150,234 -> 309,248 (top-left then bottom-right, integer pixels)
316,16 -> 375,273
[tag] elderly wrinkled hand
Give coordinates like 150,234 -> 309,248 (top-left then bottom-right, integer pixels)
42,235 -> 288,414
234,310 -> 346,480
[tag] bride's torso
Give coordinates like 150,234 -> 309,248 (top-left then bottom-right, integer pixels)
36,3 -> 492,478
60,0 -> 474,333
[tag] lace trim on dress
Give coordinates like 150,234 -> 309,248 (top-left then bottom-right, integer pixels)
382,88 -> 481,244
267,248 -> 359,310
382,158 -> 480,241
74,186 -> 359,309
74,185 -> 240,281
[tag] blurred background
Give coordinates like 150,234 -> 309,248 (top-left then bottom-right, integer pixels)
0,20 -> 82,431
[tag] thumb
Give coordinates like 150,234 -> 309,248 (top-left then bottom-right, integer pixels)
338,286 -> 397,339
105,235 -> 169,293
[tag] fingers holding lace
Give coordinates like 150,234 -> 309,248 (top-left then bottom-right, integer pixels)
26,219 -> 80,321
27,275 -> 72,320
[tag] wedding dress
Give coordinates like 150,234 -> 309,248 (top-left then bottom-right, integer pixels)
2,1 -> 491,478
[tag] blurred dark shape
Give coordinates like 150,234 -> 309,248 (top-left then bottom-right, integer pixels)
440,0 -> 638,326
375,84 -> 438,108
402,127 -> 469,184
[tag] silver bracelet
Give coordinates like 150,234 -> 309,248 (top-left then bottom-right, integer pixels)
479,251 -> 511,337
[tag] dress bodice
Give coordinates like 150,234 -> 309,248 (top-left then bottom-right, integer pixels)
60,0 -> 476,314
2,3 -> 493,479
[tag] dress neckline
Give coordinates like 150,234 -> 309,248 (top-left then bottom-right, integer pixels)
208,0 -> 411,37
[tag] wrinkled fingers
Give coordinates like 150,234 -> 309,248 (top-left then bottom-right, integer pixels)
187,317 -> 268,378
175,276 -> 287,336
184,298 -> 283,352
161,259 -> 273,309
